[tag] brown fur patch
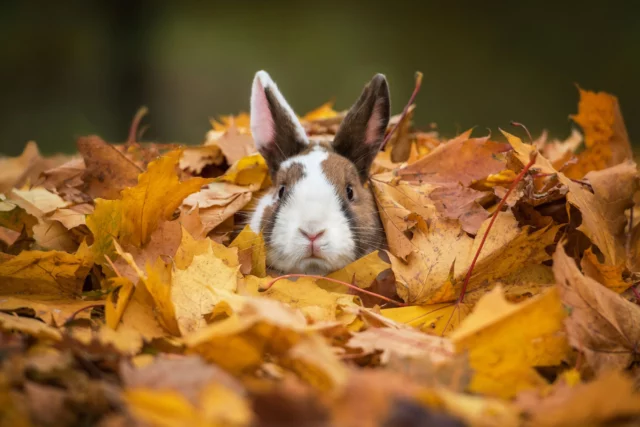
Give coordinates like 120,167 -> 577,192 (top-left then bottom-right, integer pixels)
260,162 -> 306,245
321,153 -> 387,257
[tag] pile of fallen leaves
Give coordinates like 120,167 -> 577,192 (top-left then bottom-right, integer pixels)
1,79 -> 639,427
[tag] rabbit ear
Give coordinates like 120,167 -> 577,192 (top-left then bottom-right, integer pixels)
332,74 -> 390,182
250,71 -> 309,175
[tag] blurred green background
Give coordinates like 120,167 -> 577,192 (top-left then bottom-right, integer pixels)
1,1 -> 639,156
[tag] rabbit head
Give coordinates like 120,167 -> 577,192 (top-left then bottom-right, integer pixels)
249,70 -> 390,275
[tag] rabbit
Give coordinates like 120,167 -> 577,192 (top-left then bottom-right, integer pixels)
248,70 -> 390,275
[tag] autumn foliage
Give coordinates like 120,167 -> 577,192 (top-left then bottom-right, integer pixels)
0,79 -> 639,426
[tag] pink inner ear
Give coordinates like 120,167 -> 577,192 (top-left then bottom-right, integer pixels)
250,76 -> 275,150
364,99 -> 383,146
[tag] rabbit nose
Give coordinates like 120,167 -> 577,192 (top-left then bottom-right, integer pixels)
299,228 -> 326,242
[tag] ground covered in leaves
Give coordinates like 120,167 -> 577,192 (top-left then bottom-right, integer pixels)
1,81 -> 640,426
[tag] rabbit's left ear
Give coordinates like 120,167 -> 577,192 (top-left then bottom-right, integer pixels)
250,71 -> 309,176
332,74 -> 390,182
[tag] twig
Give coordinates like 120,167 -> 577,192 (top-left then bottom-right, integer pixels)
379,71 -> 423,151
259,274 -> 406,307
127,106 -> 149,145
510,121 -> 534,143
626,204 -> 634,260
457,151 -> 539,304
104,254 -> 122,277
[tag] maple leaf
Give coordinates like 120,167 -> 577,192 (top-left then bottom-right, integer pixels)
395,130 -> 509,186
389,212 -> 559,304
0,142 -> 72,194
318,250 -> 391,294
521,370 -> 640,426
184,297 -> 308,374
215,152 -> 270,191
87,149 -> 212,262
559,160 -> 638,266
381,303 -> 472,336
450,286 -> 570,398
182,183 -> 252,236
242,275 -> 360,324
0,249 -> 91,297
180,144 -> 225,175
553,243 -> 640,373
77,135 -> 141,200
230,225 -> 266,277
562,88 -> 634,179
0,312 -> 61,341
0,296 -> 97,326
204,125 -> 256,166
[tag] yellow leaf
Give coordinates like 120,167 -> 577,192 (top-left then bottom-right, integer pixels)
562,88 -> 634,179
581,247 -> 629,293
170,239 -> 240,334
185,297 -> 307,374
69,324 -> 143,356
229,225 -> 266,277
417,388 -> 520,427
87,150 -> 212,262
500,129 -> 556,174
319,250 -> 390,293
10,187 -> 68,214
0,250 -> 91,297
119,281 -> 168,341
280,334 -> 348,392
0,296 -> 97,326
210,112 -> 251,132
199,382 -> 253,426
124,388 -> 213,427
450,286 -> 570,398
216,153 -> 269,191
145,258 -> 181,336
301,101 -> 339,121
0,200 -> 37,236
381,303 -> 471,336
120,150 -> 212,247
105,277 -> 135,329
242,275 -> 360,324
0,312 -> 61,341
86,198 -> 123,263
389,211 -> 559,305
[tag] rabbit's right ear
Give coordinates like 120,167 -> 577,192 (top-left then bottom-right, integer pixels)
250,71 -> 309,176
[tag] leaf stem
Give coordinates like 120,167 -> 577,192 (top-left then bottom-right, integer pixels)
259,274 -> 406,307
127,106 -> 149,145
457,151 -> 538,304
510,121 -> 534,143
380,72 -> 423,151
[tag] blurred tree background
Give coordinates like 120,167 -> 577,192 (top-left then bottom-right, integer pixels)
1,0 -> 639,155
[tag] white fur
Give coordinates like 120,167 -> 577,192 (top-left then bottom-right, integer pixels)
250,149 -> 356,275
250,70 -> 308,151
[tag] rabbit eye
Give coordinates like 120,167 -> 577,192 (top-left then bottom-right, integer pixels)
278,185 -> 286,199
346,184 -> 354,201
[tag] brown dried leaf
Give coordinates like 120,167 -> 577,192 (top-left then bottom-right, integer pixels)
77,135 -> 141,200
554,244 -> 640,373
396,130 -> 509,186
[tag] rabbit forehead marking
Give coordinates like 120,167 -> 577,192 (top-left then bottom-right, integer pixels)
269,149 -> 356,273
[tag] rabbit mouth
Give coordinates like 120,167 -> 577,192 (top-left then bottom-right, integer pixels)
297,257 -> 333,275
